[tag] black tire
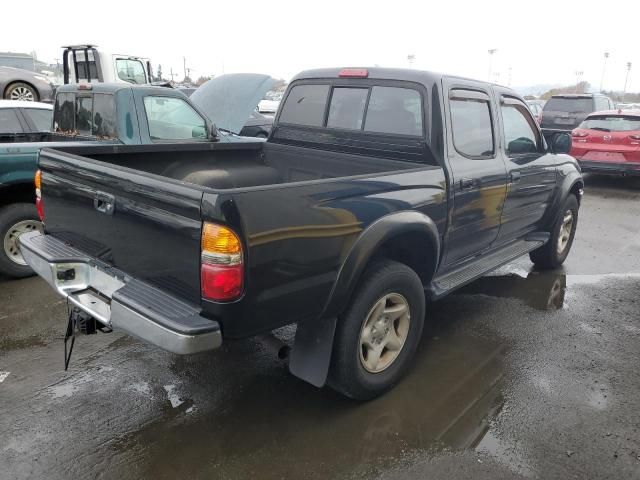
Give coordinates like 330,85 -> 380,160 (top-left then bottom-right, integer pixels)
0,203 -> 41,278
328,260 -> 426,400
4,82 -> 39,102
530,194 -> 579,269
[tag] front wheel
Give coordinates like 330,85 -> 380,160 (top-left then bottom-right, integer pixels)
0,203 -> 43,278
328,260 -> 425,400
530,195 -> 579,269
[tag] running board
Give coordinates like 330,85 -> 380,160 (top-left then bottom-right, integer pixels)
428,238 -> 546,300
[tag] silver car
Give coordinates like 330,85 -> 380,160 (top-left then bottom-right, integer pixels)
0,66 -> 55,103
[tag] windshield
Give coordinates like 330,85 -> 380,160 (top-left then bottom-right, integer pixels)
115,58 -> 147,84
143,96 -> 207,140
544,97 -> 593,113
580,115 -> 640,132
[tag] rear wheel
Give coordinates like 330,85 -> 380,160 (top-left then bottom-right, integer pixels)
4,82 -> 39,102
0,203 -> 42,278
328,260 -> 425,400
530,195 -> 579,269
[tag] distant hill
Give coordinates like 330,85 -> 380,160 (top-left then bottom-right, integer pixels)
513,84 -> 564,97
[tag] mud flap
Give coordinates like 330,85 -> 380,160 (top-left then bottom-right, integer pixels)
288,316 -> 337,388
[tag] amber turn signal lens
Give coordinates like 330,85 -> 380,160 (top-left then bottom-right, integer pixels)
201,223 -> 242,255
35,169 -> 42,190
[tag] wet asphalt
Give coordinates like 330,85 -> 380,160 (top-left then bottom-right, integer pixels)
1,173 -> 639,480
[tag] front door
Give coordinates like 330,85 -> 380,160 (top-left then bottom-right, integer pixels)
495,91 -> 557,242
442,82 -> 508,267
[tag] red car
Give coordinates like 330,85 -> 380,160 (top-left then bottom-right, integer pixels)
570,109 -> 640,175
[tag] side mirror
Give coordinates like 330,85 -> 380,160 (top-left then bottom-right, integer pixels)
209,123 -> 219,142
551,132 -> 572,154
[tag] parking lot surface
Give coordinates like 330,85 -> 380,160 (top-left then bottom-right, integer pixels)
1,174 -> 639,479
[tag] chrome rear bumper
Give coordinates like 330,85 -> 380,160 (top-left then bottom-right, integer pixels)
19,231 -> 221,354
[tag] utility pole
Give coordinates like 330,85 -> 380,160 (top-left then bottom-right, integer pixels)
183,57 -> 187,80
407,54 -> 415,67
169,68 -> 177,83
623,62 -> 632,101
600,51 -> 609,92
488,49 -> 497,81
574,70 -> 584,92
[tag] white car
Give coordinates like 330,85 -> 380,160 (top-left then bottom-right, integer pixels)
0,100 -> 53,137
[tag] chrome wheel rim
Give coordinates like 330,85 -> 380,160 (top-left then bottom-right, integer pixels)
3,220 -> 43,265
10,86 -> 35,101
557,210 -> 574,256
359,293 -> 411,373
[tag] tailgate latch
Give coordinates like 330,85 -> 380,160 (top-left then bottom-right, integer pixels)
94,191 -> 115,215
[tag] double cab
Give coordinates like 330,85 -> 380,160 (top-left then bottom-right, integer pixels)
20,67 -> 583,399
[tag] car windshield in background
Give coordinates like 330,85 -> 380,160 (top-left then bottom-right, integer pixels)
581,115 -> 640,132
545,97 -> 592,113
143,96 -> 207,140
23,109 -> 52,131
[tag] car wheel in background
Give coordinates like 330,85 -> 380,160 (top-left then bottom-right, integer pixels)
0,203 -> 42,278
530,194 -> 579,269
328,260 -> 425,400
4,82 -> 39,102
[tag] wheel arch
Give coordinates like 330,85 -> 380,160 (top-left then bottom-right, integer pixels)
321,211 -> 440,319
0,182 -> 36,208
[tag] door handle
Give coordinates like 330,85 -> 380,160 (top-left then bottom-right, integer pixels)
459,178 -> 474,190
94,191 -> 115,215
510,171 -> 521,183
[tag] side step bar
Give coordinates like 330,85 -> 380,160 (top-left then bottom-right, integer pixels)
428,237 -> 548,300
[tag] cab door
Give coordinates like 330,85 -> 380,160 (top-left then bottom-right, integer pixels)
495,90 -> 557,242
441,81 -> 508,267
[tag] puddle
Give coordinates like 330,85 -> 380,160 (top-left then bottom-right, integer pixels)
458,270 -> 567,311
109,322 -> 510,479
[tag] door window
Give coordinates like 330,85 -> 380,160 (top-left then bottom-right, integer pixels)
22,108 -> 52,131
449,90 -> 494,158
115,58 -> 147,84
0,109 -> 23,134
143,96 -> 207,140
501,99 -> 540,155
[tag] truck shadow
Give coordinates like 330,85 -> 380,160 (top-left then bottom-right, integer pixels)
108,270 -> 567,479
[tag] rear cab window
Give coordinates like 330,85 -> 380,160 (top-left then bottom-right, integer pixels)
54,92 -> 118,138
581,115 -> 640,132
279,83 -> 424,137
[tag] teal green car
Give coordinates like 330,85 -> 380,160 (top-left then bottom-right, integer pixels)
0,74 -> 274,276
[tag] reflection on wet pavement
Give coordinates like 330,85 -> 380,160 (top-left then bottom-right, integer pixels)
2,269 -> 640,479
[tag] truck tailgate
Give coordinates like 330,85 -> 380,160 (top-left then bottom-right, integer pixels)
38,148 -> 203,303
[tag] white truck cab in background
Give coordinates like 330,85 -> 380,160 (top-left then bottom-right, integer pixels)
62,45 -> 153,85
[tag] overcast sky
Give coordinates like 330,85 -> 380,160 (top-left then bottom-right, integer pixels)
4,0 -> 639,93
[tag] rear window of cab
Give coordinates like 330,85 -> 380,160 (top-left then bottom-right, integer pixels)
279,83 -> 424,137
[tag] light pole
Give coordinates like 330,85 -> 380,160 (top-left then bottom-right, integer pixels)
488,49 -> 497,81
623,62 -> 632,101
600,51 -> 609,92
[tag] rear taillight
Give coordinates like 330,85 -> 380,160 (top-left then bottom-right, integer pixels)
35,169 -> 44,221
629,134 -> 640,142
572,130 -> 588,137
201,223 -> 243,301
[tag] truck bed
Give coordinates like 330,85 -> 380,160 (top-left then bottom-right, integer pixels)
37,142 -> 436,309
48,142 -> 421,190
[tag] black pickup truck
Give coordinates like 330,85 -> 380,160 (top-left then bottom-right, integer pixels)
20,67 -> 583,400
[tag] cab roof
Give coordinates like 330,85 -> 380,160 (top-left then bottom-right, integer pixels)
587,109 -> 640,118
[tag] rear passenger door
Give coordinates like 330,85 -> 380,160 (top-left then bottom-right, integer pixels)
442,81 -> 508,266
494,90 -> 557,242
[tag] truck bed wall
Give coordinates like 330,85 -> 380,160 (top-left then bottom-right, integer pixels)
54,142 -> 418,191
